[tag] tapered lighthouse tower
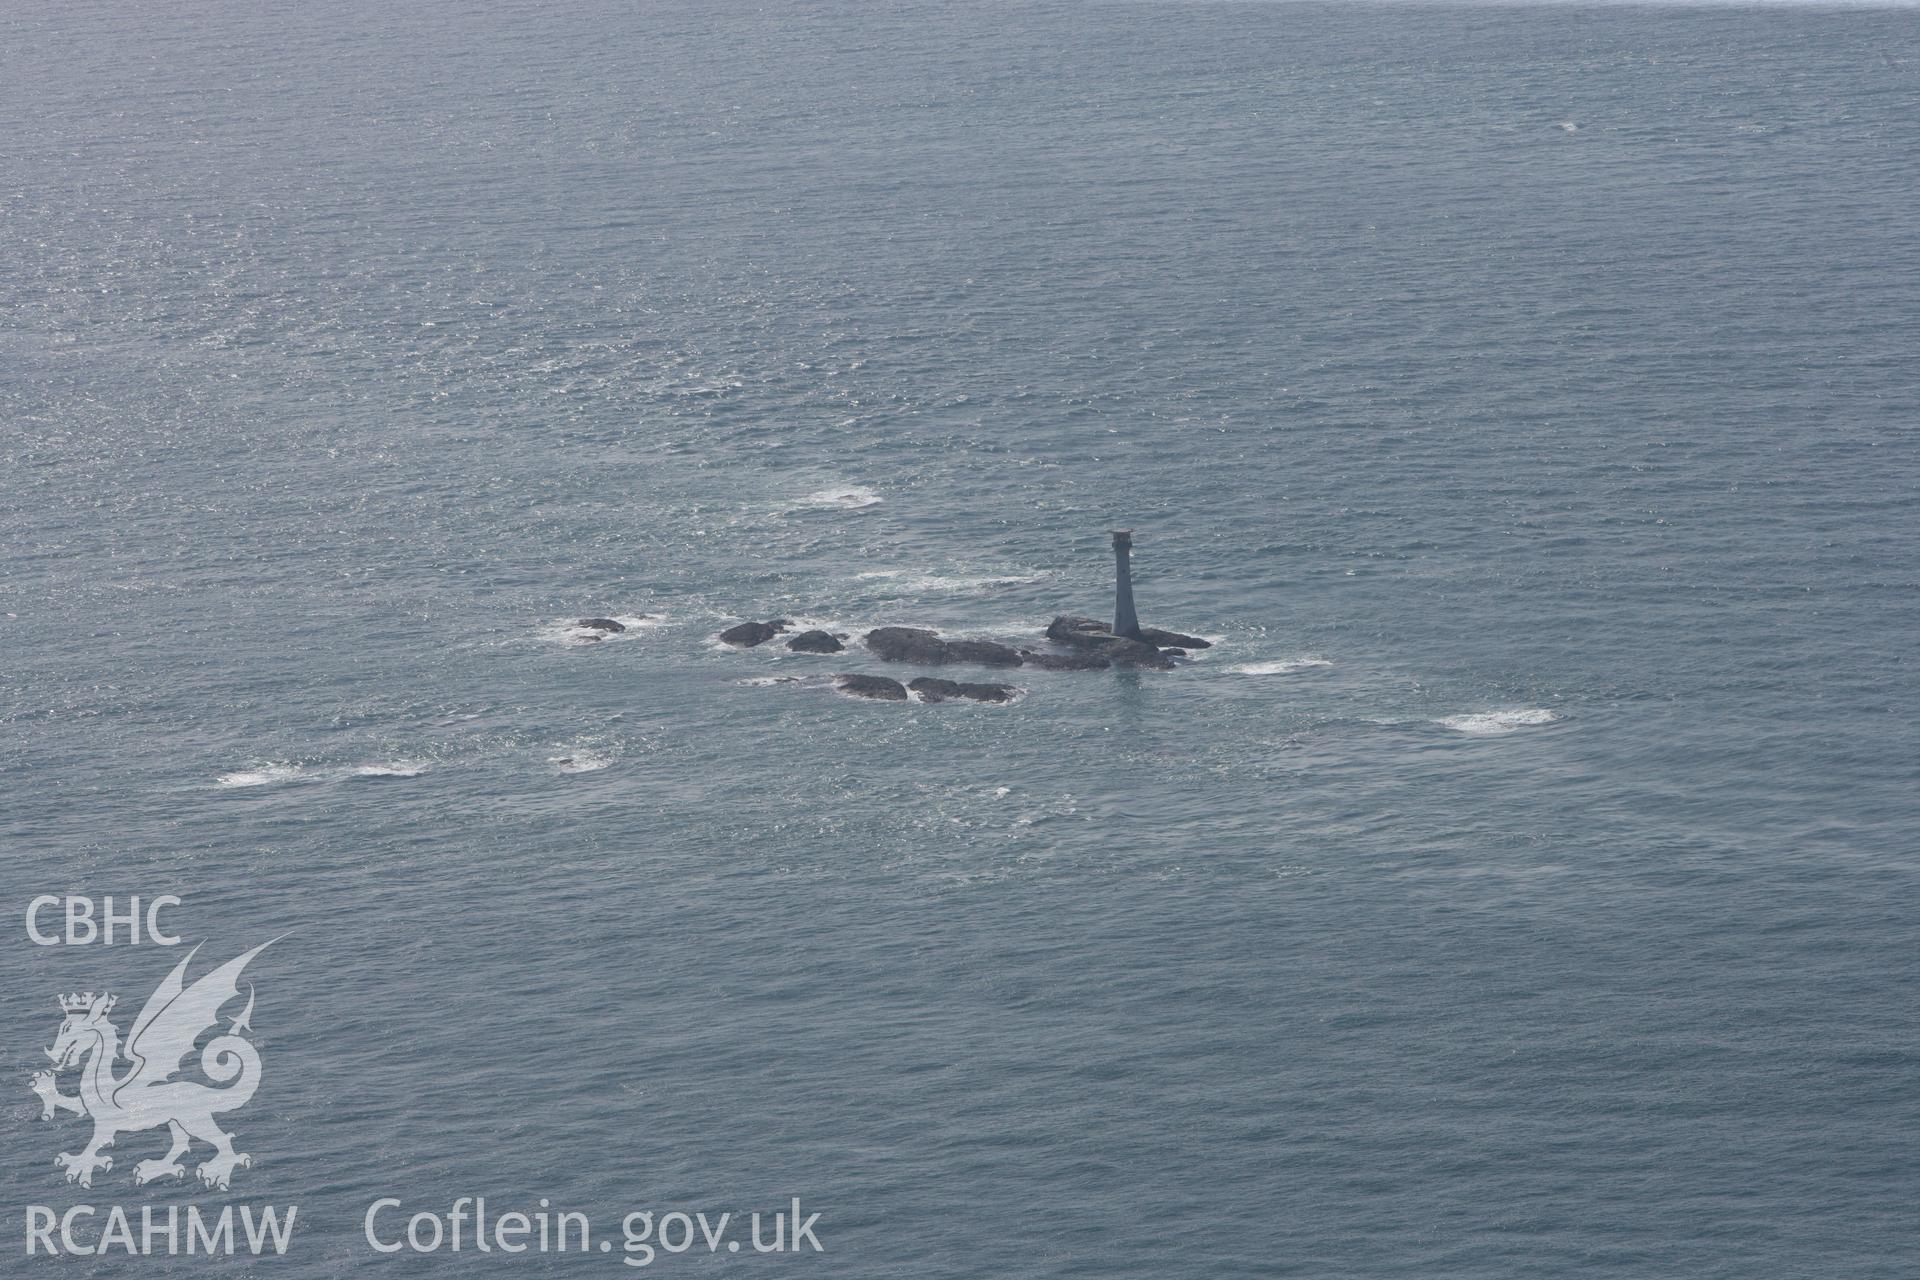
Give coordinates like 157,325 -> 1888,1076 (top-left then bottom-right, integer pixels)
1111,530 -> 1142,640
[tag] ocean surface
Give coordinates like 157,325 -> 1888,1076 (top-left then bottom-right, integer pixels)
2,2 -> 1916,1275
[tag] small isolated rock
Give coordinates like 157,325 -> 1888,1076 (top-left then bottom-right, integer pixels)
786,629 -> 844,654
719,619 -> 791,648
837,673 -> 909,701
576,617 -> 626,633
908,677 -> 1016,704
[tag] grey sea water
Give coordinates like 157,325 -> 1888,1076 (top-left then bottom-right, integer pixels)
3,1 -> 1916,1275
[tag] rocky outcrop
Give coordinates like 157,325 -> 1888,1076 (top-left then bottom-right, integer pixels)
575,617 -> 626,634
1138,626 -> 1210,650
836,673 -> 1015,704
719,619 -> 792,648
908,677 -> 1016,704
785,629 -> 845,654
1018,649 -> 1111,672
1041,616 -> 1177,669
1045,615 -> 1113,648
726,617 -> 1195,679
863,627 -> 948,663
1043,615 -> 1208,652
864,627 -> 1023,668
1106,640 -> 1177,670
943,639 -> 1024,668
836,673 -> 909,701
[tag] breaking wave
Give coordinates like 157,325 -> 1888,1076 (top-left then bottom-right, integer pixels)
903,684 -> 1028,706
541,614 -> 660,647
1436,709 -> 1559,735
1230,658 -> 1332,675
353,761 -> 428,778
795,485 -> 883,510
216,763 -> 305,788
854,568 -> 1045,594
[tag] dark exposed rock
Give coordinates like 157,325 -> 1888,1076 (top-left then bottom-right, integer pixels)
1045,615 -> 1113,648
576,617 -> 626,633
864,627 -> 1023,668
1041,616 -> 1176,669
1018,649 -> 1111,672
943,639 -> 1024,668
718,620 -> 791,648
1137,626 -> 1210,650
785,629 -> 844,654
836,673 -> 909,701
840,619 -> 1196,674
863,626 -> 948,663
1162,649 -> 1188,658
1045,614 -> 1208,653
1105,638 -> 1177,670
908,677 -> 1016,705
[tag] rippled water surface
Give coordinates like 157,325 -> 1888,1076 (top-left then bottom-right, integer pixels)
3,2 -> 1916,1276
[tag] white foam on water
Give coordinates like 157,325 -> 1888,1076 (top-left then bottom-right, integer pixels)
855,568 -> 1044,593
1436,708 -> 1560,735
767,617 -> 862,643
904,684 -> 1028,707
216,763 -> 305,788
710,631 -> 798,654
1231,658 -> 1333,675
541,614 -> 661,647
550,751 -> 612,774
353,761 -> 428,778
833,682 -> 907,704
796,485 -> 882,510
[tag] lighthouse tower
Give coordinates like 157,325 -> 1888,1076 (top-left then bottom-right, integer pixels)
1111,530 -> 1142,640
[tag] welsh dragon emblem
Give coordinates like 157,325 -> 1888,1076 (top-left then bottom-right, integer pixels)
31,941 -> 276,1190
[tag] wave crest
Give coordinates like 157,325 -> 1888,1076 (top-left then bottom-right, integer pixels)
216,763 -> 304,788
1437,709 -> 1559,735
1231,658 -> 1331,675
796,485 -> 882,510
353,761 -> 428,778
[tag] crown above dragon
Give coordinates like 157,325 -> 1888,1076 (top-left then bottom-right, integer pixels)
58,992 -> 113,1015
